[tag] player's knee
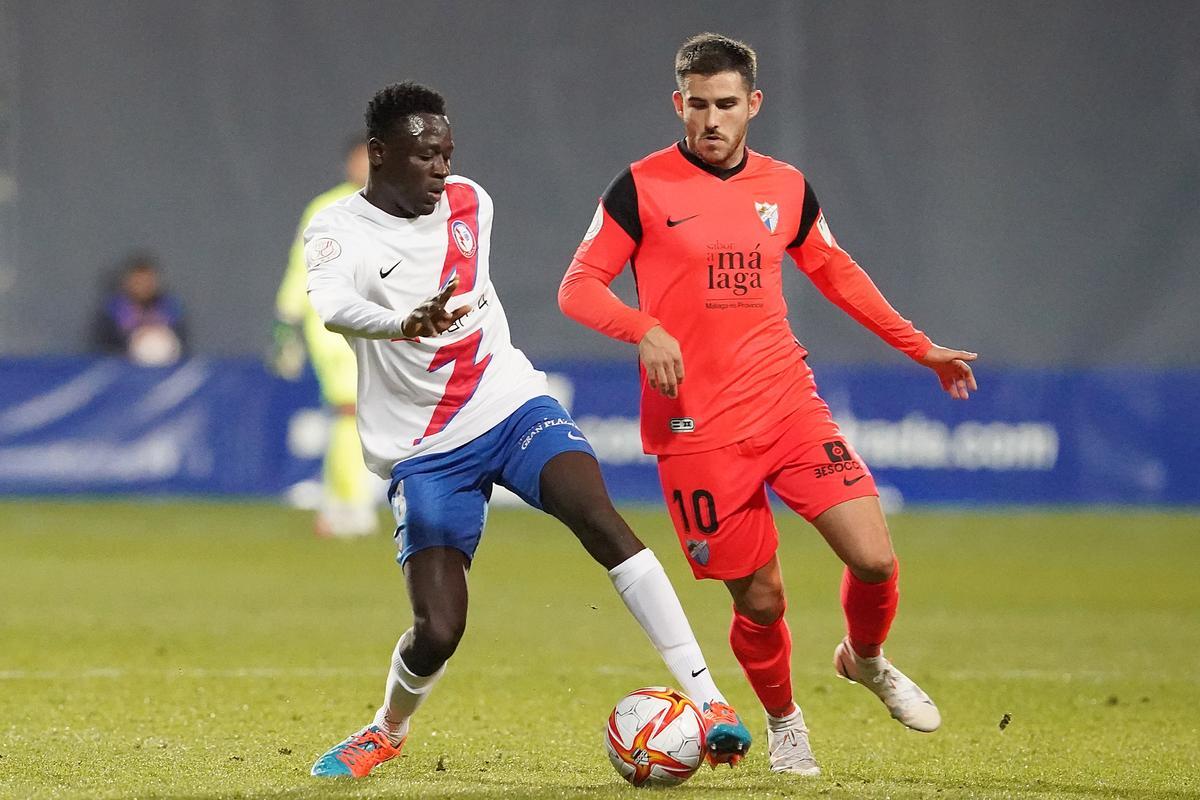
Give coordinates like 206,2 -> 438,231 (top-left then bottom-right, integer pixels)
736,589 -> 786,626
849,553 -> 896,584
412,615 -> 466,666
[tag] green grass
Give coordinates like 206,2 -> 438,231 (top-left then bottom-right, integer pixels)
0,501 -> 1197,799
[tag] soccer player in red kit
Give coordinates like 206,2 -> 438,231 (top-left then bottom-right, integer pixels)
559,33 -> 978,775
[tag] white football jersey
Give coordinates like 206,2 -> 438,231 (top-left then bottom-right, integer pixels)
304,177 -> 549,477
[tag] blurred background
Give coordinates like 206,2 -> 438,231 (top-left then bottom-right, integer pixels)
1,0 -> 1198,508
2,5 -> 1199,797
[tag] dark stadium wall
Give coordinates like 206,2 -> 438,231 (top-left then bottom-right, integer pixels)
1,0 -> 1197,365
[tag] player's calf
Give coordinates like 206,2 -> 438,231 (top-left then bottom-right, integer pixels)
539,451 -> 643,569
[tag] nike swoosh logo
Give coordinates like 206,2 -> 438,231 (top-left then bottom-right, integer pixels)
843,474 -> 867,486
666,214 -> 700,227
566,431 -> 587,442
379,259 -> 402,278
691,667 -> 707,678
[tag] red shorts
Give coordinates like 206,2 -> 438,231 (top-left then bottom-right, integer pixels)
656,394 -> 877,581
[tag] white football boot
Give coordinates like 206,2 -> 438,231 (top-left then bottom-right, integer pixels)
833,637 -> 941,732
766,706 -> 821,775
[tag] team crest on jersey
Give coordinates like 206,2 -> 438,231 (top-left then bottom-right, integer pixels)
754,201 -> 779,234
310,237 -> 341,265
451,220 -> 477,258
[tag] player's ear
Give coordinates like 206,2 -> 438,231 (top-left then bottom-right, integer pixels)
672,90 -> 685,120
747,89 -> 763,119
367,137 -> 386,168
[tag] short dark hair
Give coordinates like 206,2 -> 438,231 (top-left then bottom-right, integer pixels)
675,32 -> 757,91
365,82 -> 447,140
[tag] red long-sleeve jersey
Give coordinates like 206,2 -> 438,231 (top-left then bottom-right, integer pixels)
560,142 -> 932,455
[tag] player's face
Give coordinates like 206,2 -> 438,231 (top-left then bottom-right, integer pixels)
673,71 -> 762,169
367,113 -> 454,218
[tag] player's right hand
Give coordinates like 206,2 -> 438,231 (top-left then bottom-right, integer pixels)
400,276 -> 472,338
639,325 -> 685,399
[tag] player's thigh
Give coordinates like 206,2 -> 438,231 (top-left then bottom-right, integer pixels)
766,427 -> 893,578
810,496 -> 895,581
496,396 -> 597,510
390,460 -> 489,568
657,446 -> 777,581
766,411 -> 879,522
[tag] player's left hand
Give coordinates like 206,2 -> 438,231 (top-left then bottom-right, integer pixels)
400,277 -> 472,339
918,345 -> 978,400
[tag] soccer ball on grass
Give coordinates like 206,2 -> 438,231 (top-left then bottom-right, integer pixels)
604,686 -> 706,787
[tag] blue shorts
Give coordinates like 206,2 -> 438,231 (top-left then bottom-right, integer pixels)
388,395 -> 596,566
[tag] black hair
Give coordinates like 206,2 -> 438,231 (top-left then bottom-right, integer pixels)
674,32 -> 757,91
365,82 -> 447,140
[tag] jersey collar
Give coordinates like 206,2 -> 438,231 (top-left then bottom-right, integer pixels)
675,140 -> 749,180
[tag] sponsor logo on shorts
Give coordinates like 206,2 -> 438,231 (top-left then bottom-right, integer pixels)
686,538 -> 710,566
814,439 -> 865,480
519,417 -> 578,450
823,440 -> 853,462
669,417 -> 695,433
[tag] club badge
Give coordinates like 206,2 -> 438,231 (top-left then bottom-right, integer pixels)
451,220 -> 476,258
755,201 -> 779,234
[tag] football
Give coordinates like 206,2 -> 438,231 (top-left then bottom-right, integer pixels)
604,686 -> 706,787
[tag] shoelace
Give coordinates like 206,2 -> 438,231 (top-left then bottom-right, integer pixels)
337,733 -> 387,768
705,704 -> 739,725
772,728 -> 816,766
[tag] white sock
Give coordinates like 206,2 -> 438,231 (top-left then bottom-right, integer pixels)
767,704 -> 805,729
372,629 -> 445,745
608,548 -> 726,706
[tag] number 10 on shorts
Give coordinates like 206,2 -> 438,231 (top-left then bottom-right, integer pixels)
671,489 -> 719,534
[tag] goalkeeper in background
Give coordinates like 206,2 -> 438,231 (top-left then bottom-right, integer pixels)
273,134 -> 378,537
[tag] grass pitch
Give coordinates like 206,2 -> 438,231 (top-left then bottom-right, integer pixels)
0,501 -> 1197,799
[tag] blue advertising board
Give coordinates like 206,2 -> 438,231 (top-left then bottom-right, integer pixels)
1,357 -> 1197,506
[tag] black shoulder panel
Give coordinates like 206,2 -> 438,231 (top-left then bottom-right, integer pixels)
788,178 -> 821,249
601,167 -> 642,244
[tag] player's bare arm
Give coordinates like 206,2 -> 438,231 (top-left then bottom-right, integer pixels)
917,345 -> 978,400
399,276 -> 471,338
639,325 -> 685,399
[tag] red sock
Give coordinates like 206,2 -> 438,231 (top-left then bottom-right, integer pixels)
840,558 -> 900,658
729,609 -> 794,718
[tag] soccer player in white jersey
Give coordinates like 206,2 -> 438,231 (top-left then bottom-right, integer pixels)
303,82 -> 752,779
